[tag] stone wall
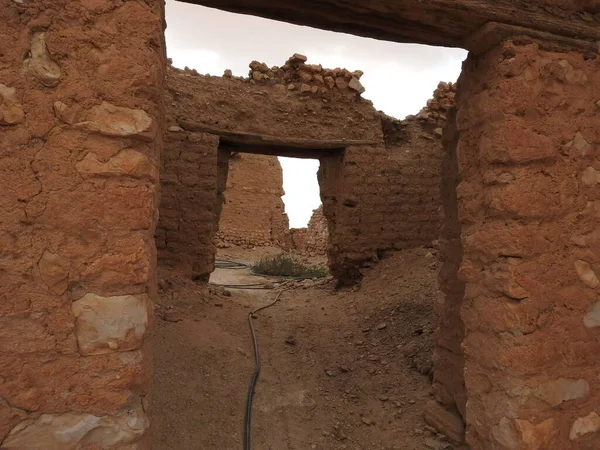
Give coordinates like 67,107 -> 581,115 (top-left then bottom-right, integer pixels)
0,1 -> 164,448
216,152 -> 290,248
159,57 -> 447,283
290,205 -> 329,256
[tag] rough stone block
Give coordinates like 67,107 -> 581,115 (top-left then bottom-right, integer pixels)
0,407 -> 148,449
0,84 -> 24,125
38,250 -> 70,295
570,412 -> 600,441
22,32 -> 61,87
55,101 -> 154,140
72,293 -> 151,355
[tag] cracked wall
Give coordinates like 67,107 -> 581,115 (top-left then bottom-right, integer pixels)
0,0 -> 164,448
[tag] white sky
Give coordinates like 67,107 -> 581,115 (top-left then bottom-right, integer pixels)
165,1 -> 467,227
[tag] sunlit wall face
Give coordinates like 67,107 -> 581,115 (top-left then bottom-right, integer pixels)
164,0 -> 467,227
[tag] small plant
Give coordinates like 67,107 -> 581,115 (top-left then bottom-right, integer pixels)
252,254 -> 328,279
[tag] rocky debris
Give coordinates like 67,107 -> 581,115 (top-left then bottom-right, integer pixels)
54,101 -> 154,139
71,293 -> 150,355
584,302 -> 600,327
285,335 -> 297,345
0,83 -> 25,125
414,81 -> 456,131
288,53 -> 308,65
23,32 -> 61,87
423,400 -> 465,443
1,406 -> 148,449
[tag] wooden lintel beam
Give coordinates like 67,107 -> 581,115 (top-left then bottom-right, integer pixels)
466,22 -> 599,56
176,0 -> 600,49
177,120 -> 380,149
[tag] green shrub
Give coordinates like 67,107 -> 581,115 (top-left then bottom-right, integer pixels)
252,254 -> 328,279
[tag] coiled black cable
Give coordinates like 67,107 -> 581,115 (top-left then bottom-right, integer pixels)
243,290 -> 283,450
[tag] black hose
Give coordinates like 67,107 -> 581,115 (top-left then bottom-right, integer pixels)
244,290 -> 283,450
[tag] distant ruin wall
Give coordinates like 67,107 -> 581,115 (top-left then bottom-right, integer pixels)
216,153 -> 290,248
157,57 -> 450,283
290,205 -> 329,256
156,129 -> 219,280
374,82 -> 455,250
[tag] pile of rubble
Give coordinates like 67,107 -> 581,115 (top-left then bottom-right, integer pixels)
380,81 -> 457,144
173,53 -> 366,98
413,81 -> 457,132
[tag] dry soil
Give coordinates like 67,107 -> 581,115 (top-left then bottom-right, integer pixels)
152,247 -> 463,450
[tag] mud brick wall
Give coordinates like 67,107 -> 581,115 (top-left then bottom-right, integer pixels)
0,1 -> 164,448
432,106 -> 467,420
160,58 -> 448,283
290,205 -> 329,256
216,153 -> 290,248
381,82 -> 454,250
156,129 -> 219,280
457,40 -> 600,449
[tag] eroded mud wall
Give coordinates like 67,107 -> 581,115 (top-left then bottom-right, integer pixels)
0,1 -> 164,447
216,153 -> 290,248
159,58 -> 447,283
457,40 -> 600,449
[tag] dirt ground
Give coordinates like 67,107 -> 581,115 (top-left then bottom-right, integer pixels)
152,247 -> 463,450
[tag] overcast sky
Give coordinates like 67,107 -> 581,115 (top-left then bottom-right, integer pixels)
165,1 -> 467,227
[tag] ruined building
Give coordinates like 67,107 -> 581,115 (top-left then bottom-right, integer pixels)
1,1 -> 600,449
157,57 -> 448,283
215,153 -> 290,249
290,205 -> 329,256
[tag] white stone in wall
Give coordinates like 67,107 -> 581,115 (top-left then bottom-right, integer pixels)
71,293 -> 150,355
54,101 -> 154,138
0,406 -> 149,449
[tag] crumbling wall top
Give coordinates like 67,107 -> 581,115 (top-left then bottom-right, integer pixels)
170,53 -> 366,100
